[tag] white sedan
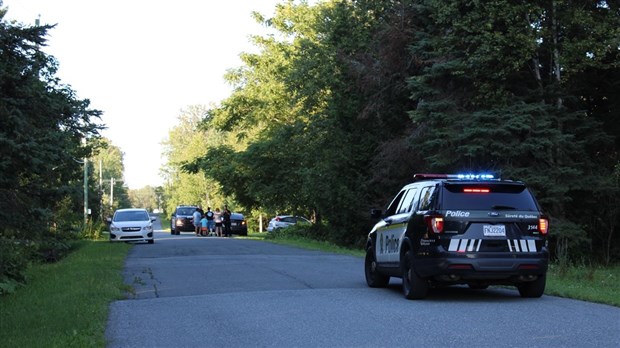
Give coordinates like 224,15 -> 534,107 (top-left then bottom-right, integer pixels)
266,215 -> 311,232
109,208 -> 156,244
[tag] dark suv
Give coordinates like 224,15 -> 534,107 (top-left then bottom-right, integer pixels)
365,174 -> 549,299
170,205 -> 199,235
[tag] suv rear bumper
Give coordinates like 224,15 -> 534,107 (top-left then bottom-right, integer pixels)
415,250 -> 549,281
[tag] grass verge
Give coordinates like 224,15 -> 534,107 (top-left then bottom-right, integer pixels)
545,263 -> 620,307
250,232 -> 620,307
0,240 -> 132,347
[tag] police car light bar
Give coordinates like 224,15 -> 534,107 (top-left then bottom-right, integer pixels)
455,174 -> 495,180
413,173 -> 496,181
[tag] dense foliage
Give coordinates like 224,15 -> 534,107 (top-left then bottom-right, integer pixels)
0,6 -> 104,293
180,0 -> 619,264
160,105 -> 235,216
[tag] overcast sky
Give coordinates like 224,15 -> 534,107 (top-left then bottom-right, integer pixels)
3,0 -> 283,189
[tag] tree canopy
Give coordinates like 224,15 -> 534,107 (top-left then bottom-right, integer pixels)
1,4 -> 105,292
180,0 -> 620,262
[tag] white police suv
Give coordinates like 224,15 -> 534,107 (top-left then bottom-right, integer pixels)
365,174 -> 549,299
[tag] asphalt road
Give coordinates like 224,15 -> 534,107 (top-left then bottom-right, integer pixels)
105,217 -> 620,348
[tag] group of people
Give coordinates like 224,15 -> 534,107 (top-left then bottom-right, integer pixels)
192,206 -> 233,237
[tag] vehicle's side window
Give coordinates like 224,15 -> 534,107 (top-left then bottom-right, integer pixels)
385,189 -> 406,217
418,185 -> 436,211
410,186 -> 422,212
397,188 -> 418,214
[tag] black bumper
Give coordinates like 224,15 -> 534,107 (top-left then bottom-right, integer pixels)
415,249 -> 549,280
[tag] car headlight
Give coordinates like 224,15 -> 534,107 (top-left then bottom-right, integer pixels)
176,218 -> 183,226
110,225 -> 120,232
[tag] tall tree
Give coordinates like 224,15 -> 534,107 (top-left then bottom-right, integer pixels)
407,0 -> 619,261
92,138 -> 130,217
1,4 -> 103,291
161,105 -> 225,215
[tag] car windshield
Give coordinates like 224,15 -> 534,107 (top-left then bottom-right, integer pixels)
176,207 -> 195,215
441,183 -> 539,211
114,211 -> 150,222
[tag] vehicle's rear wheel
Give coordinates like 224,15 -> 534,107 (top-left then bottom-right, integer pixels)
517,274 -> 546,298
365,247 -> 389,288
402,250 -> 429,300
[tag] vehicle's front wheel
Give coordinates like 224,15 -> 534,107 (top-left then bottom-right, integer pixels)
402,250 -> 429,300
517,274 -> 546,298
148,239 -> 154,244
365,247 -> 389,288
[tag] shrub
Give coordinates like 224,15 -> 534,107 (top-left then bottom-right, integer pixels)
0,235 -> 36,295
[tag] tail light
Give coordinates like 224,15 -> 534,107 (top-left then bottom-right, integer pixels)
538,218 -> 549,235
425,215 -> 444,234
463,188 -> 490,193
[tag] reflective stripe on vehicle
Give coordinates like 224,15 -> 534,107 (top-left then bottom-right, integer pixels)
508,239 -> 537,252
448,239 -> 482,252
448,239 -> 537,252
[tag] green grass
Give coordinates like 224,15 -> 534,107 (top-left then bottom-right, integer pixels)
0,240 -> 132,347
545,263 -> 620,306
159,214 -> 171,232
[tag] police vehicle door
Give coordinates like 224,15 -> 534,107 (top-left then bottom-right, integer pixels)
409,185 -> 437,254
376,187 -> 418,265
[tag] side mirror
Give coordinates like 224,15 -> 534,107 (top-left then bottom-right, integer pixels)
106,217 -> 112,224
370,209 -> 382,219
151,216 -> 157,222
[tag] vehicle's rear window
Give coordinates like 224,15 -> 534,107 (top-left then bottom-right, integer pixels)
441,183 -> 539,211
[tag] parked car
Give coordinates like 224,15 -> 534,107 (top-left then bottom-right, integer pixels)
267,215 -> 311,232
229,212 -> 248,236
109,208 -> 156,244
170,205 -> 199,235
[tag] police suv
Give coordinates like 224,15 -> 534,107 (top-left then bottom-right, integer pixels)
365,174 -> 549,299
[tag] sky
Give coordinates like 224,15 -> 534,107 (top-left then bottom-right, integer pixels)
3,0 -> 283,189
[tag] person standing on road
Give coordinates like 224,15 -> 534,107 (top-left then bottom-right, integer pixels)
193,208 -> 202,236
223,207 -> 232,237
214,208 -> 223,237
205,207 -> 215,235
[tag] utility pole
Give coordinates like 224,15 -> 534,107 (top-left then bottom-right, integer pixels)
83,138 -> 89,226
110,177 -> 115,207
107,177 -> 124,208
99,159 -> 103,219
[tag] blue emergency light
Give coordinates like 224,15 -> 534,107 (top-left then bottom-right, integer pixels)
413,173 -> 497,181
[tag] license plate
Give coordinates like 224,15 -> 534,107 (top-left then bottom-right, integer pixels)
231,222 -> 237,226
483,224 -> 506,237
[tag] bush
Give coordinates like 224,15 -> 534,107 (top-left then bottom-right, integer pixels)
265,223 -> 325,241
0,236 -> 36,295
34,236 -> 76,263
79,219 -> 107,240
550,218 -> 590,271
